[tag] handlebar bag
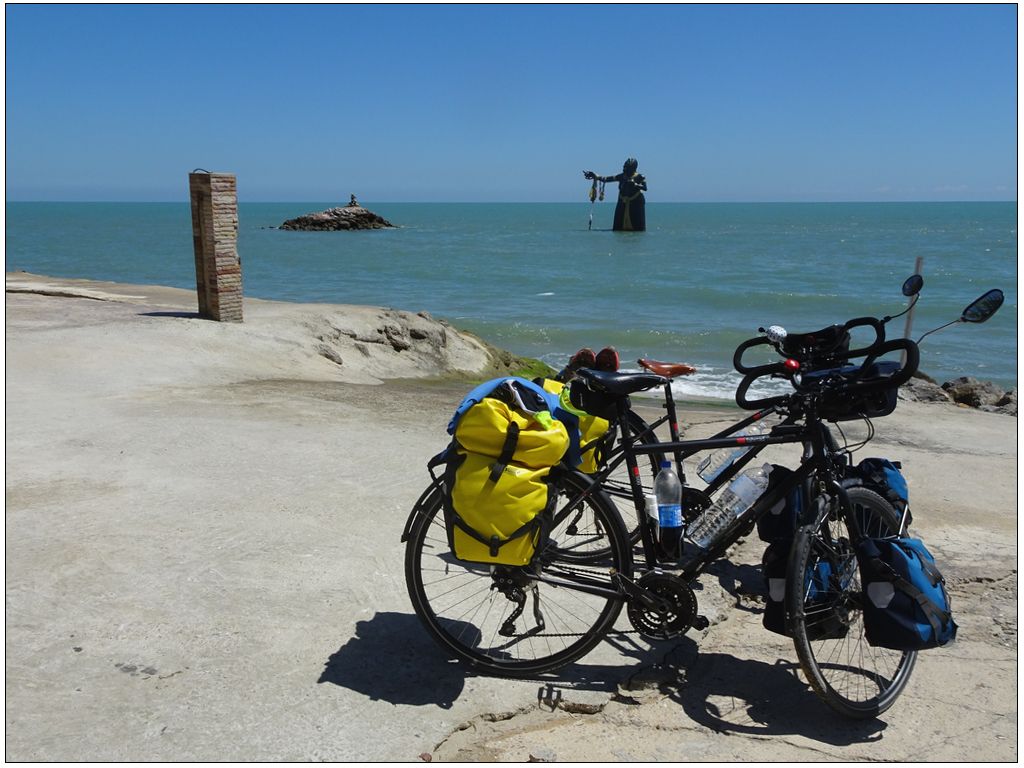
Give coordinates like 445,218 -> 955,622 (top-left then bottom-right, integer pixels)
856,536 -> 958,650
441,396 -> 570,566
781,324 -> 850,365
807,360 -> 902,422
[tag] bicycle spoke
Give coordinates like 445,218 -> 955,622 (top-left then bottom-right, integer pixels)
405,476 -> 631,676
789,487 -> 916,718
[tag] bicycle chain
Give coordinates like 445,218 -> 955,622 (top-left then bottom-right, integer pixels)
499,563 -> 649,638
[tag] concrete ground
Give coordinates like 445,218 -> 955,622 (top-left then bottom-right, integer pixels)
5,277 -> 1017,761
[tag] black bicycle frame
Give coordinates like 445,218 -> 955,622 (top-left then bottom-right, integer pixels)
550,388 -> 858,582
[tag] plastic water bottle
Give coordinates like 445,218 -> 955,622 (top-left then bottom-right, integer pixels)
653,461 -> 683,559
696,422 -> 771,483
688,464 -> 772,550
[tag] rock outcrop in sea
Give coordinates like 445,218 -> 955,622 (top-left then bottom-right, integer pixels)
279,205 -> 395,231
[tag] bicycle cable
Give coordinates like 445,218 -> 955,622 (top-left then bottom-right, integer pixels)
838,416 -> 875,455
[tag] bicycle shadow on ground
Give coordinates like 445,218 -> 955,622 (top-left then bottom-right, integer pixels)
318,611 -> 467,709
515,631 -> 703,695
677,558 -> 889,744
317,612 -> 685,708
660,646 -> 888,746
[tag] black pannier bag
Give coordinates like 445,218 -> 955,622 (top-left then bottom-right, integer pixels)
758,465 -> 847,640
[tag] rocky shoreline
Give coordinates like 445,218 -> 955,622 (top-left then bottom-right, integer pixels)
901,373 -> 1017,416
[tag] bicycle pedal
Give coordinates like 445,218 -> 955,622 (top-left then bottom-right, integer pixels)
692,615 -> 709,631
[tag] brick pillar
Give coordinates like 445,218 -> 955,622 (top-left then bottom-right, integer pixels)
189,171 -> 243,322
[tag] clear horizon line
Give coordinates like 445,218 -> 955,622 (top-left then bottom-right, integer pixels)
5,198 -> 1017,205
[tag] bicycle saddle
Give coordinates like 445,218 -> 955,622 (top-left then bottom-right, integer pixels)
638,358 -> 697,378
575,368 -> 665,396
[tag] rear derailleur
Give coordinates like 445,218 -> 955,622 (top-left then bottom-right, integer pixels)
491,567 -> 545,637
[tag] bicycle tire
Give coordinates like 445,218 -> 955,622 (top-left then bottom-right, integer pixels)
787,486 -> 917,718
599,410 -> 667,544
404,471 -> 633,677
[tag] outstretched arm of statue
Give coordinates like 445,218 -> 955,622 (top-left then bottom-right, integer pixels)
583,170 -> 623,183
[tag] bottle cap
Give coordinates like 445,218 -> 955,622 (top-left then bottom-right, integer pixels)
660,460 -> 671,469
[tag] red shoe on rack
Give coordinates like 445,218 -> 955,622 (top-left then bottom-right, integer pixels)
556,347 -> 597,382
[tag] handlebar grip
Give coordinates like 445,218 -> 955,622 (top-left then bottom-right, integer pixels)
843,315 -> 886,337
841,316 -> 887,359
733,336 -> 775,375
735,362 -> 791,410
857,337 -> 919,390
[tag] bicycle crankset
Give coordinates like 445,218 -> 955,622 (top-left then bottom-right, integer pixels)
626,571 -> 705,640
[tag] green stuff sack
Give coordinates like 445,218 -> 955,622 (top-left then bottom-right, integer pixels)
444,396 -> 570,566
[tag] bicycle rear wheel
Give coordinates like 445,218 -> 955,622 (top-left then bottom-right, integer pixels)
404,471 -> 632,677
787,486 -> 917,718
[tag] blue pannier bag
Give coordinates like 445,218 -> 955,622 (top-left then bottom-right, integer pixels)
856,536 -> 957,651
843,457 -> 910,518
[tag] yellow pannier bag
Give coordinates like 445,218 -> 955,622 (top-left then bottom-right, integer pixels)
445,397 -> 570,566
448,452 -> 553,566
455,398 -> 569,468
539,379 -> 612,474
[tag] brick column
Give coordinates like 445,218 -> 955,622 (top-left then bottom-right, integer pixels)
189,171 -> 243,322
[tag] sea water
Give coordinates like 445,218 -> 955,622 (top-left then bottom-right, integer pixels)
5,201 -> 1017,400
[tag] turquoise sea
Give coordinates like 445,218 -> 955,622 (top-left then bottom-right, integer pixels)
5,201 -> 1018,401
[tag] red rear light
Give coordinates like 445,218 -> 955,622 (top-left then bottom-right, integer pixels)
784,358 -> 801,371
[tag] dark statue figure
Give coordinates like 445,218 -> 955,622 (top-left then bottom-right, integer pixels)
583,158 -> 647,231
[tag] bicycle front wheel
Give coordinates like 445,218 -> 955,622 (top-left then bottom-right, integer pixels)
787,486 -> 917,719
404,471 -> 633,677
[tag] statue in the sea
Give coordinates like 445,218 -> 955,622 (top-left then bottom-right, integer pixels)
583,158 -> 647,231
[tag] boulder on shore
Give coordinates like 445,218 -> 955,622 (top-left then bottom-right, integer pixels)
900,374 -> 1016,416
942,376 -> 1017,416
279,205 -> 395,231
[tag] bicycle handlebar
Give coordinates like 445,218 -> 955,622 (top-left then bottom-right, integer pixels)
734,315 -> 890,376
734,336 -> 920,412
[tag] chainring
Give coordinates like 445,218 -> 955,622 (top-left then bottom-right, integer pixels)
626,571 -> 699,640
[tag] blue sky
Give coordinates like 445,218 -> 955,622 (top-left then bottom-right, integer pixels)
5,3 -> 1018,202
